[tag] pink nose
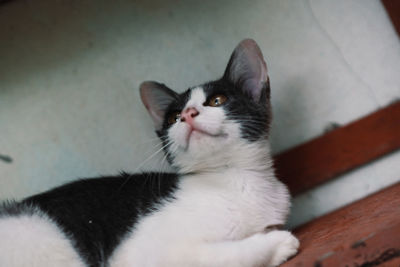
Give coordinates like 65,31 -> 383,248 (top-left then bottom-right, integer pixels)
181,107 -> 199,122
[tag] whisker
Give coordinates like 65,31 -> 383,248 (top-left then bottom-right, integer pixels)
116,140 -> 174,192
135,140 -> 174,172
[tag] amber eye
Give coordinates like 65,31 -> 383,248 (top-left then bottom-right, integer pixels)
208,94 -> 227,107
167,112 -> 181,125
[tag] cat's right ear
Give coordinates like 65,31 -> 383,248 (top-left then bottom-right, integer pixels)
140,81 -> 178,130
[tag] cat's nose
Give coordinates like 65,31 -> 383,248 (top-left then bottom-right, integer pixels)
181,107 -> 199,122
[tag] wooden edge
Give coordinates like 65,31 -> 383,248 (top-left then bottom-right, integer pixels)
282,182 -> 400,267
273,101 -> 400,195
382,0 -> 400,38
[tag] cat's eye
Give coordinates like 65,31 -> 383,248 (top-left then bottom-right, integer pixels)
167,112 -> 181,125
208,94 -> 227,107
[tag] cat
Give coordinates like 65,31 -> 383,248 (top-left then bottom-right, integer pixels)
0,39 -> 299,267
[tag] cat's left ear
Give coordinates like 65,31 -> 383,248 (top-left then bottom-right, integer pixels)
140,81 -> 178,130
223,39 -> 269,103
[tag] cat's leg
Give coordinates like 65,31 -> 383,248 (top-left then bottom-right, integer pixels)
168,230 -> 299,267
0,214 -> 85,267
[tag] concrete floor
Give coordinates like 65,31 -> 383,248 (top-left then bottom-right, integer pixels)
1,0 -> 399,227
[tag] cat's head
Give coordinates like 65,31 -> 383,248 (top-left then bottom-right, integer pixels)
140,39 -> 272,172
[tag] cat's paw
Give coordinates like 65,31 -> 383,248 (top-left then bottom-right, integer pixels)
268,231 -> 299,267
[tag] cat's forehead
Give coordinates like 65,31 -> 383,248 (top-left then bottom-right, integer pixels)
171,87 -> 206,109
180,81 -> 231,104
165,80 -> 232,113
185,87 -> 206,107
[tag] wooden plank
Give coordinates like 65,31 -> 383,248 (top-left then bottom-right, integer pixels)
282,182 -> 400,267
274,102 -> 400,195
382,0 -> 400,38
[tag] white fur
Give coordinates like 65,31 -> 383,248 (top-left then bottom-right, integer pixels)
109,87 -> 298,267
0,210 -> 85,267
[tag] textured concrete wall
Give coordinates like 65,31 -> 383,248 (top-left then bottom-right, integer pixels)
1,0 -> 399,227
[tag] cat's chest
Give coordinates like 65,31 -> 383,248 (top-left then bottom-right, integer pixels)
166,170 -> 287,239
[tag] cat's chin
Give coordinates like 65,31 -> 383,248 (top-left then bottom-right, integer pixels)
188,130 -> 212,146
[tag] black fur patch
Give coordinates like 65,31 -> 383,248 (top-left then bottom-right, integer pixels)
203,78 -> 271,142
156,89 -> 191,164
18,172 -> 180,267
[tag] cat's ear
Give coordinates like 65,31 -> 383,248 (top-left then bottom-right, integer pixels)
223,39 -> 269,103
140,81 -> 178,130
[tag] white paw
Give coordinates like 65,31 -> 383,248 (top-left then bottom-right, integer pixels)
268,231 -> 299,267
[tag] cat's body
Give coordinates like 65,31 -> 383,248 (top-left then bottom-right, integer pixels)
0,39 -> 299,267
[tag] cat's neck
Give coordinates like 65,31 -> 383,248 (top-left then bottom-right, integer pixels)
176,139 -> 274,176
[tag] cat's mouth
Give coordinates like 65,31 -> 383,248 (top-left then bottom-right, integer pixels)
186,127 -> 227,144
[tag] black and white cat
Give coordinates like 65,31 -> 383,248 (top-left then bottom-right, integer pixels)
0,39 -> 299,267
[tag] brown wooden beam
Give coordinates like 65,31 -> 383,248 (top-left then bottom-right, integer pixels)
382,0 -> 400,38
282,182 -> 400,267
274,101 -> 400,195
